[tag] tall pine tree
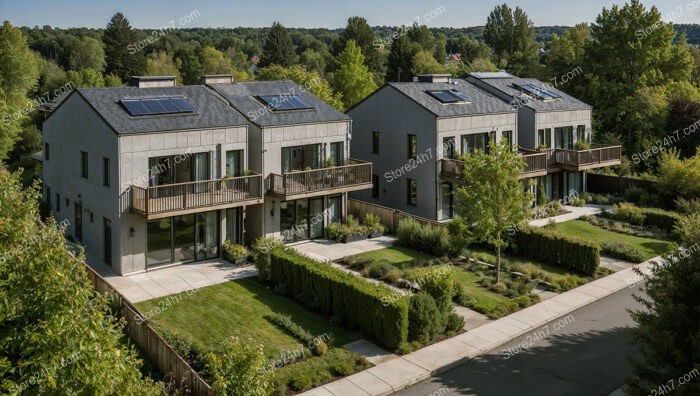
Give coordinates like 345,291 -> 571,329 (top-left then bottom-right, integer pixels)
103,13 -> 145,81
260,22 -> 296,68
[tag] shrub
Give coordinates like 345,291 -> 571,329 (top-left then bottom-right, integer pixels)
223,241 -> 248,260
344,255 -> 372,270
416,265 -> 456,315
396,218 -> 459,257
570,197 -> 586,207
269,248 -> 409,350
675,197 -> 700,214
367,260 -> 393,279
204,337 -> 277,396
512,227 -> 600,276
600,242 -> 647,263
550,274 -> 583,291
606,203 -> 681,232
328,215 -> 369,241
446,312 -> 465,333
489,282 -> 508,294
363,213 -> 385,235
382,269 -> 403,284
514,295 -> 533,308
252,237 -> 282,282
327,222 -> 345,242
407,293 -> 442,344
624,186 -> 645,203
537,182 -> 548,206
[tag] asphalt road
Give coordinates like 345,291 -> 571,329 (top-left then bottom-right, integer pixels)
396,285 -> 645,396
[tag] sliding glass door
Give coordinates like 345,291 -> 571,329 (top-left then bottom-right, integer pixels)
146,211 -> 219,269
281,144 -> 321,172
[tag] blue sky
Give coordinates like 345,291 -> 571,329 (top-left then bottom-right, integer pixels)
2,0 -> 699,28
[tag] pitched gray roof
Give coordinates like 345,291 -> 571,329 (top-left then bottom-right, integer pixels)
386,79 -> 516,117
74,85 -> 248,134
467,73 -> 592,112
208,81 -> 350,127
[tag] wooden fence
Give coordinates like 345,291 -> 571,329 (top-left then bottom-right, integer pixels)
83,265 -> 213,395
587,173 -> 657,195
347,198 -> 444,232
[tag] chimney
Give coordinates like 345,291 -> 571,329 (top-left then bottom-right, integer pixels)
129,76 -> 177,88
199,74 -> 234,85
415,74 -> 452,83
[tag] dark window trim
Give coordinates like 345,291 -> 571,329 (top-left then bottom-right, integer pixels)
103,157 -> 110,187
81,151 -> 88,179
407,178 -> 417,206
372,131 -> 380,154
407,134 -> 417,159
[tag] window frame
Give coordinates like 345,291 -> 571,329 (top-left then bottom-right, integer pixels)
81,151 -> 88,179
407,178 -> 417,206
407,134 -> 417,159
372,131 -> 380,154
102,157 -> 110,187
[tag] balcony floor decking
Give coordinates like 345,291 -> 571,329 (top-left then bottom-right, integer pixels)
132,187 -> 264,220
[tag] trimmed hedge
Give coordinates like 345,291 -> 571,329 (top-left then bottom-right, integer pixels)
603,203 -> 681,232
268,248 -> 409,350
513,227 -> 600,276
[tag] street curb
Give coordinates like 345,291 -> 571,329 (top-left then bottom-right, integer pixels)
298,257 -> 659,396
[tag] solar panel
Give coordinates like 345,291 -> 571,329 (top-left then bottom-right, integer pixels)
121,99 -> 149,115
258,95 -> 314,111
517,84 -> 561,101
427,90 -> 470,104
120,97 -> 196,116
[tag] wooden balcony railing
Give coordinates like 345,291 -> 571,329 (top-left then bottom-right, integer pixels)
131,173 -> 264,220
439,151 -> 548,183
267,159 -> 372,199
553,144 -> 622,171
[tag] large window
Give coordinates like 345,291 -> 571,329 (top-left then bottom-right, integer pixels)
577,125 -> 587,144
407,179 -> 417,206
103,157 -> 110,187
442,137 -> 455,159
81,151 -> 88,178
329,142 -> 344,166
225,150 -> 243,177
280,197 -> 325,242
146,211 -> 219,268
555,126 -> 574,149
407,134 -> 417,159
537,128 -> 552,148
440,182 -> 453,220
372,131 -> 380,154
502,130 -> 513,149
149,152 -> 210,187
226,207 -> 243,245
461,132 -> 489,154
328,195 -> 342,224
281,144 -> 321,173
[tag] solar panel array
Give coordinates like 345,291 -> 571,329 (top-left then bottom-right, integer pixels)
120,97 -> 196,116
427,90 -> 471,104
516,83 -> 561,101
258,95 -> 314,111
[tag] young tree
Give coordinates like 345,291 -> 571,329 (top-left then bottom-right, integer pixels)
484,4 -> 515,67
454,141 -> 534,283
545,23 -> 590,82
0,173 -> 163,394
260,22 -> 296,68
626,246 -> 700,395
204,337 -> 276,396
103,13 -> 145,80
199,46 -> 235,75
456,35 -> 492,64
333,40 -> 377,109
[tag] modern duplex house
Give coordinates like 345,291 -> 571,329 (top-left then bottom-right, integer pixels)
207,80 -> 372,243
349,74 -> 536,221
466,72 -> 621,200
41,75 -> 371,275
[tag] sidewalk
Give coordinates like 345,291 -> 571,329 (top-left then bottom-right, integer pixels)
298,257 -> 658,396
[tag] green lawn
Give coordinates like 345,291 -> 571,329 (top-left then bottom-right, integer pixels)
136,278 -> 367,393
554,220 -> 675,260
346,246 -> 433,269
452,269 -> 516,318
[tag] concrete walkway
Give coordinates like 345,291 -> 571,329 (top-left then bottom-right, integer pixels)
290,236 -> 396,262
298,257 -> 659,396
86,251 -> 257,303
528,204 -> 610,227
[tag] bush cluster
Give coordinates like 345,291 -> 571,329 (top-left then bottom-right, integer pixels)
600,241 -> 648,263
512,227 -> 600,276
268,248 -> 409,350
603,203 -> 681,232
396,218 -> 464,257
327,214 -> 386,242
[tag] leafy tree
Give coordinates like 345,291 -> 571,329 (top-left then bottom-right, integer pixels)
65,68 -> 105,88
0,173 -> 163,394
0,21 -> 40,163
333,40 -> 377,109
412,50 -> 445,75
68,36 -> 106,71
385,33 -> 420,82
103,13 -> 145,81
467,58 -> 498,73
199,46 -> 235,75
256,65 -> 344,111
666,99 -> 700,159
204,337 -> 275,396
146,51 -> 182,84
175,47 -> 204,85
299,48 -> 326,74
37,59 -> 67,96
456,35 -> 491,64
407,24 -> 436,54
434,33 -> 448,65
455,140 -> 533,283
104,73 -> 123,87
544,23 -> 590,82
655,148 -> 700,201
336,17 -> 380,73
484,4 -> 537,74
260,22 -> 296,68
626,245 -> 700,395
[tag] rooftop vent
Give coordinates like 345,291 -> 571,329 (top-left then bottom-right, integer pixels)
199,74 -> 234,85
415,74 -> 452,83
129,76 -> 177,88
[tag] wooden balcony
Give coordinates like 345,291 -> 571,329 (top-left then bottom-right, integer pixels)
131,173 -> 264,220
267,159 -> 373,200
439,151 -> 548,184
550,144 -> 622,171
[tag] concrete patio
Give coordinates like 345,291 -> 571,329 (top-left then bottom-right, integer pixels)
528,204 -> 610,227
290,235 -> 396,262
